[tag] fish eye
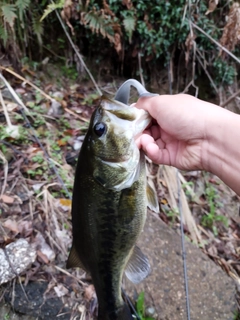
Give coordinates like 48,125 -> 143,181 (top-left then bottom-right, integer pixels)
94,122 -> 106,137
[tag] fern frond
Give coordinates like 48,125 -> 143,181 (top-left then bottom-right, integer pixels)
123,15 -> 135,43
40,0 -> 65,22
82,10 -> 115,42
2,4 -> 17,29
0,24 -> 8,46
16,0 -> 30,21
32,14 -> 44,46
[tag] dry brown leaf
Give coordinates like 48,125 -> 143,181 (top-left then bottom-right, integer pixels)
54,284 -> 69,297
122,0 -> 133,10
205,0 -> 219,15
114,33 -> 122,56
3,219 -> 19,233
61,0 -> 75,35
0,194 -> 15,204
18,221 -> 33,237
84,284 -> 96,302
37,250 -> 49,264
185,32 -> 196,65
103,0 -> 115,17
220,2 -> 240,56
34,232 -> 56,261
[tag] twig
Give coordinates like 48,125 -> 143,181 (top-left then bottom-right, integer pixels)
195,49 -> 219,95
53,3 -> 102,96
187,20 -> 199,97
0,151 -> 8,197
54,265 -> 87,286
220,88 -> 240,108
138,52 -> 145,87
191,22 -> 240,65
0,68 -> 52,104
0,90 -> 12,127
65,107 -> 89,122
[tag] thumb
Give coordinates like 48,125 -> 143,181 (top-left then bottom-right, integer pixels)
135,96 -> 160,119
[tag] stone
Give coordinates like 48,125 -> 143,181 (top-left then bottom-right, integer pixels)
0,239 -> 36,285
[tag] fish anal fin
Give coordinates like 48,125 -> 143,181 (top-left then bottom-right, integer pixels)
66,244 -> 86,270
124,246 -> 151,284
146,180 -> 159,213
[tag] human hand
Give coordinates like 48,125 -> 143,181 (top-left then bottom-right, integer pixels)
135,94 -> 227,171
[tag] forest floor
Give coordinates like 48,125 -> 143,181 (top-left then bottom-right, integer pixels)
0,65 -> 239,319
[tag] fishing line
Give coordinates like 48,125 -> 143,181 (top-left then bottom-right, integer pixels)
177,169 -> 191,320
121,288 -> 141,320
182,2 -> 193,317
167,58 -> 191,319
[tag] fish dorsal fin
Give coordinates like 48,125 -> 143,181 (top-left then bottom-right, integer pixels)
146,180 -> 159,213
125,246 -> 151,284
66,244 -> 86,270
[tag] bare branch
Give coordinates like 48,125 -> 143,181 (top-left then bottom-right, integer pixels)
191,22 -> 240,64
220,88 -> 240,108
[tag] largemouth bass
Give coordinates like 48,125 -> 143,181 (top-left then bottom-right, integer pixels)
67,80 -> 159,320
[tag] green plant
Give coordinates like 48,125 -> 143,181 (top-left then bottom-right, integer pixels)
233,310 -> 240,320
136,292 -> 154,320
4,313 -> 10,320
0,0 -> 44,59
201,184 -> 228,236
166,208 -> 179,224
82,92 -> 100,105
32,153 -> 45,164
61,65 -> 78,80
213,59 -> 237,86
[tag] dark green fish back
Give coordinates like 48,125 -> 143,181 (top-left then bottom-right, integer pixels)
67,100 -> 154,319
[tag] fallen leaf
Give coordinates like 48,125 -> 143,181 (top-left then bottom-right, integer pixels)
3,219 -> 19,233
59,198 -> 72,207
6,103 -> 18,111
84,284 -> 96,302
18,221 -> 33,237
0,194 -> 15,204
37,250 -> 49,264
57,139 -> 67,146
34,232 -> 56,261
54,284 -> 69,297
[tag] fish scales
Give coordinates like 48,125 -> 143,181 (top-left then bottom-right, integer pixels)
67,93 -> 158,320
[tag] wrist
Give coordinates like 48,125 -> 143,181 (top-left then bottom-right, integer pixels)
202,107 -> 240,194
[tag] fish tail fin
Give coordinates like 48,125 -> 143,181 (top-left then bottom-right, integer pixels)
98,303 -> 133,320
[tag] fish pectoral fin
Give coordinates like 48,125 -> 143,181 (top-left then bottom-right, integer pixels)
66,244 -> 86,270
124,246 -> 151,284
146,180 -> 159,213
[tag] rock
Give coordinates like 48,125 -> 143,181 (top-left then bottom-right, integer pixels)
4,282 -> 71,320
0,239 -> 36,284
48,99 -> 63,117
124,213 -> 236,320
